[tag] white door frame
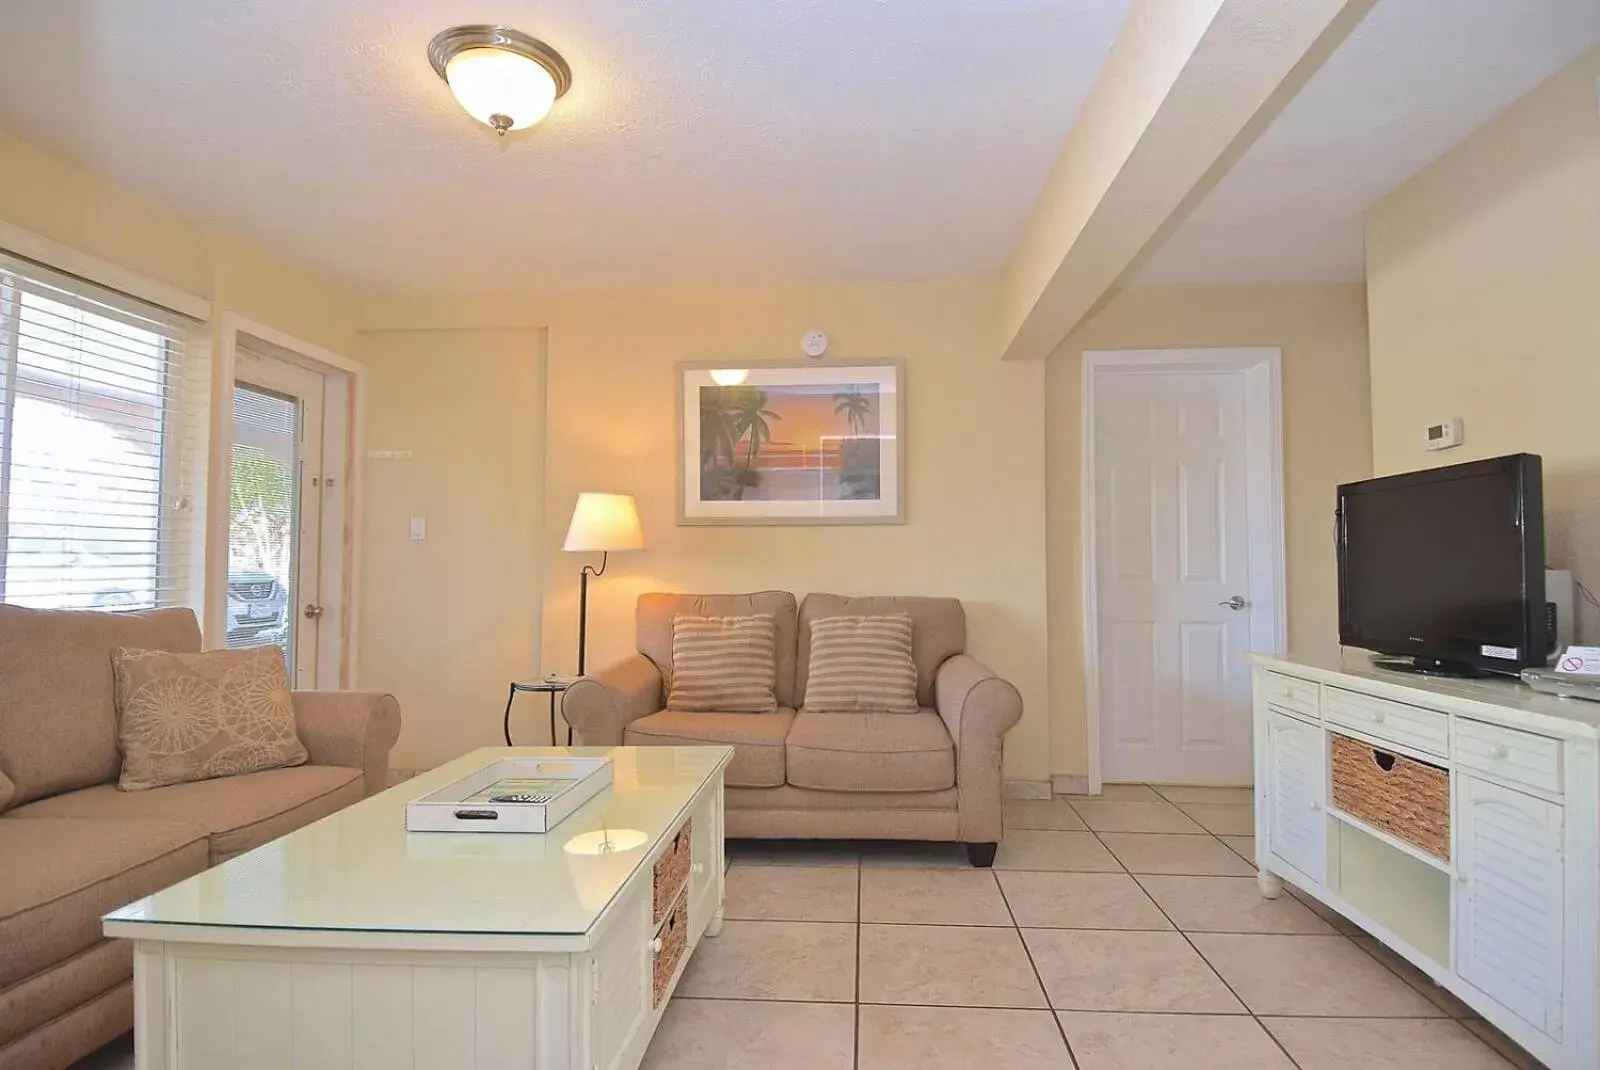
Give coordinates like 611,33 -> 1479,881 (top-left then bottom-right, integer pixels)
209,314 -> 367,688
1081,347 -> 1287,792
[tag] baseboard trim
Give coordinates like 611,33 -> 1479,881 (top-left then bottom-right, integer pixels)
1051,774 -> 1091,796
1003,779 -> 1053,800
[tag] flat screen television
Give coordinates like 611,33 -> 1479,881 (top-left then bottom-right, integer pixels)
1336,453 -> 1545,676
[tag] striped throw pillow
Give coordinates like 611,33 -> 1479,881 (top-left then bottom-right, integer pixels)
667,614 -> 779,713
802,614 -> 919,714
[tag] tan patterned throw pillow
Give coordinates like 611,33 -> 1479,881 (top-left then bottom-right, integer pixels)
803,614 -> 919,714
667,614 -> 779,713
113,647 -> 308,791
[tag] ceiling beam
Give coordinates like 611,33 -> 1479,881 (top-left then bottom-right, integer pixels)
996,0 -> 1375,362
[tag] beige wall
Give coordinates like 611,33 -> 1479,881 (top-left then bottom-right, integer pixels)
1045,284 -> 1372,776
1365,48 -> 1600,641
523,281 -> 1055,782
354,329 -> 547,771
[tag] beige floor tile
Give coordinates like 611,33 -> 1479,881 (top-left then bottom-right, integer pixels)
1004,798 -> 1089,831
1152,785 -> 1255,805
1099,832 -> 1255,876
676,920 -> 856,1002
860,867 -> 1011,926
859,924 -> 1047,1008
1190,933 -> 1446,1017
1219,834 -> 1256,862
1090,783 -> 1164,801
724,864 -> 859,922
1059,1012 -> 1295,1069
1463,1018 -> 1546,1070
1350,936 -> 1478,1018
642,999 -> 855,1070
1070,799 -> 1206,834
1264,1017 -> 1512,1069
1022,929 -> 1244,1013
995,829 -> 1123,872
1282,886 -> 1364,936
727,839 -> 861,867
1175,803 -> 1255,835
998,871 -> 1171,930
859,841 -> 972,868
858,1005 -> 1069,1070
1136,875 -> 1336,934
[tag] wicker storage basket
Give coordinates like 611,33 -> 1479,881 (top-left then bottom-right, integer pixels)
1330,733 -> 1449,861
652,890 -> 688,1007
652,819 -> 692,924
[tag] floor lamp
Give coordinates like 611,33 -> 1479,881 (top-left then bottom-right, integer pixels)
562,493 -> 645,675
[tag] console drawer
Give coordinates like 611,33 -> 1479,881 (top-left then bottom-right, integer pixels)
1324,687 -> 1448,758
1455,718 -> 1562,795
1262,671 -> 1319,721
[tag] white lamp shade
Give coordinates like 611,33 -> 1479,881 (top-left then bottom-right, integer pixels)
564,493 -> 645,553
445,46 -> 558,131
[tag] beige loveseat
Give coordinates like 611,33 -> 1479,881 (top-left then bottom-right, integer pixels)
563,592 -> 1023,866
0,605 -> 401,1070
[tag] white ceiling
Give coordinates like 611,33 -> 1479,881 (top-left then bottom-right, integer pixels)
0,0 -> 1128,293
1135,0 -> 1600,285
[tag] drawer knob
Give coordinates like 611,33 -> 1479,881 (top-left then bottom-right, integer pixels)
1308,800 -> 1321,811
649,937 -> 664,955
1373,712 -> 1386,724
1490,744 -> 1510,760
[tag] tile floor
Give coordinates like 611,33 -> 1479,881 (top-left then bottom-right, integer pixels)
73,784 -> 1544,1070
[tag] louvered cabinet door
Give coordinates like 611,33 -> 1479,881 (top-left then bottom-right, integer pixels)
1454,774 -> 1565,1039
1266,710 -> 1326,883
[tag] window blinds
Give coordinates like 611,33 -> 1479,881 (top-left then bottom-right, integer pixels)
0,250 -> 208,612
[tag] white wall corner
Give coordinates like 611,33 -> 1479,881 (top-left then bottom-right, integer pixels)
1003,779 -> 1054,801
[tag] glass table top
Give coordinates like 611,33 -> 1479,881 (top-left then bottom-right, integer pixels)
105,746 -> 732,939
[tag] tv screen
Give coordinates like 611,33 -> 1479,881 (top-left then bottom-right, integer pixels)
1337,454 -> 1545,675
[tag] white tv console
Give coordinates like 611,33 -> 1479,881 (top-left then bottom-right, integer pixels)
1250,652 -> 1599,1070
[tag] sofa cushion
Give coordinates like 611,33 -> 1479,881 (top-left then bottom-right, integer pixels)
666,614 -> 778,713
637,592 -> 799,708
802,614 -> 918,713
785,710 -> 956,793
796,595 -> 965,708
7,766 -> 363,865
113,646 -> 308,791
0,604 -> 201,809
0,817 -> 207,988
624,709 -> 796,788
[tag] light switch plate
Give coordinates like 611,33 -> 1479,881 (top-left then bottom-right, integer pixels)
409,517 -> 426,542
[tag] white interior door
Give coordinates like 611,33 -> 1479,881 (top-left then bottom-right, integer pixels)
228,349 -> 325,689
1089,351 -> 1283,785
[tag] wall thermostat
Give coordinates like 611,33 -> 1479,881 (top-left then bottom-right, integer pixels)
801,330 -> 829,359
1423,417 -> 1464,451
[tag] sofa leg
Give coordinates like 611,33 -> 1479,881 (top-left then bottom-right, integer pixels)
966,842 -> 998,868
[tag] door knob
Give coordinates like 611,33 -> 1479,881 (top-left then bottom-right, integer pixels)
1217,596 -> 1250,611
303,603 -> 324,619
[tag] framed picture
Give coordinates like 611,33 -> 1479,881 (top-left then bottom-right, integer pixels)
677,360 -> 905,525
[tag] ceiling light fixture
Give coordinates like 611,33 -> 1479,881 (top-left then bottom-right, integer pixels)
428,25 -> 572,136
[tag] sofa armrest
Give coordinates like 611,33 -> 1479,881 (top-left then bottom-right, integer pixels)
934,654 -> 1024,843
291,691 -> 402,797
562,654 -> 664,745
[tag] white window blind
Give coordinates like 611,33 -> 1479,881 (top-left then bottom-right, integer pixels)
0,250 -> 208,612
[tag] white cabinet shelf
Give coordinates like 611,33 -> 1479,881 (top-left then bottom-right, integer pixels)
1251,652 -> 1600,1070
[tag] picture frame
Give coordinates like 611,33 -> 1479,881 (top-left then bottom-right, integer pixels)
676,359 -> 906,526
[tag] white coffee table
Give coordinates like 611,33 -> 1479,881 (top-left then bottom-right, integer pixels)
104,745 -> 732,1070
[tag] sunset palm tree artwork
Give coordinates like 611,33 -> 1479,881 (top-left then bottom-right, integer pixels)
697,379 -> 881,503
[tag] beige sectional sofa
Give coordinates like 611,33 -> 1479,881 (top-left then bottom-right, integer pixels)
563,592 -> 1023,866
0,605 -> 400,1070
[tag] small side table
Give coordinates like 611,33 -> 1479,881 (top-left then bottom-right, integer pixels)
503,676 -> 579,747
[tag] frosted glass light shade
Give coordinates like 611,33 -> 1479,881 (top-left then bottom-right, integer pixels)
710,369 -> 749,387
564,493 -> 645,553
445,46 -> 558,132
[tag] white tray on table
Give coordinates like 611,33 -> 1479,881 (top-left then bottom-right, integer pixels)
406,755 -> 613,833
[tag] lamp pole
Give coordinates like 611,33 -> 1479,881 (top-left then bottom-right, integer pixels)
577,552 -> 608,676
